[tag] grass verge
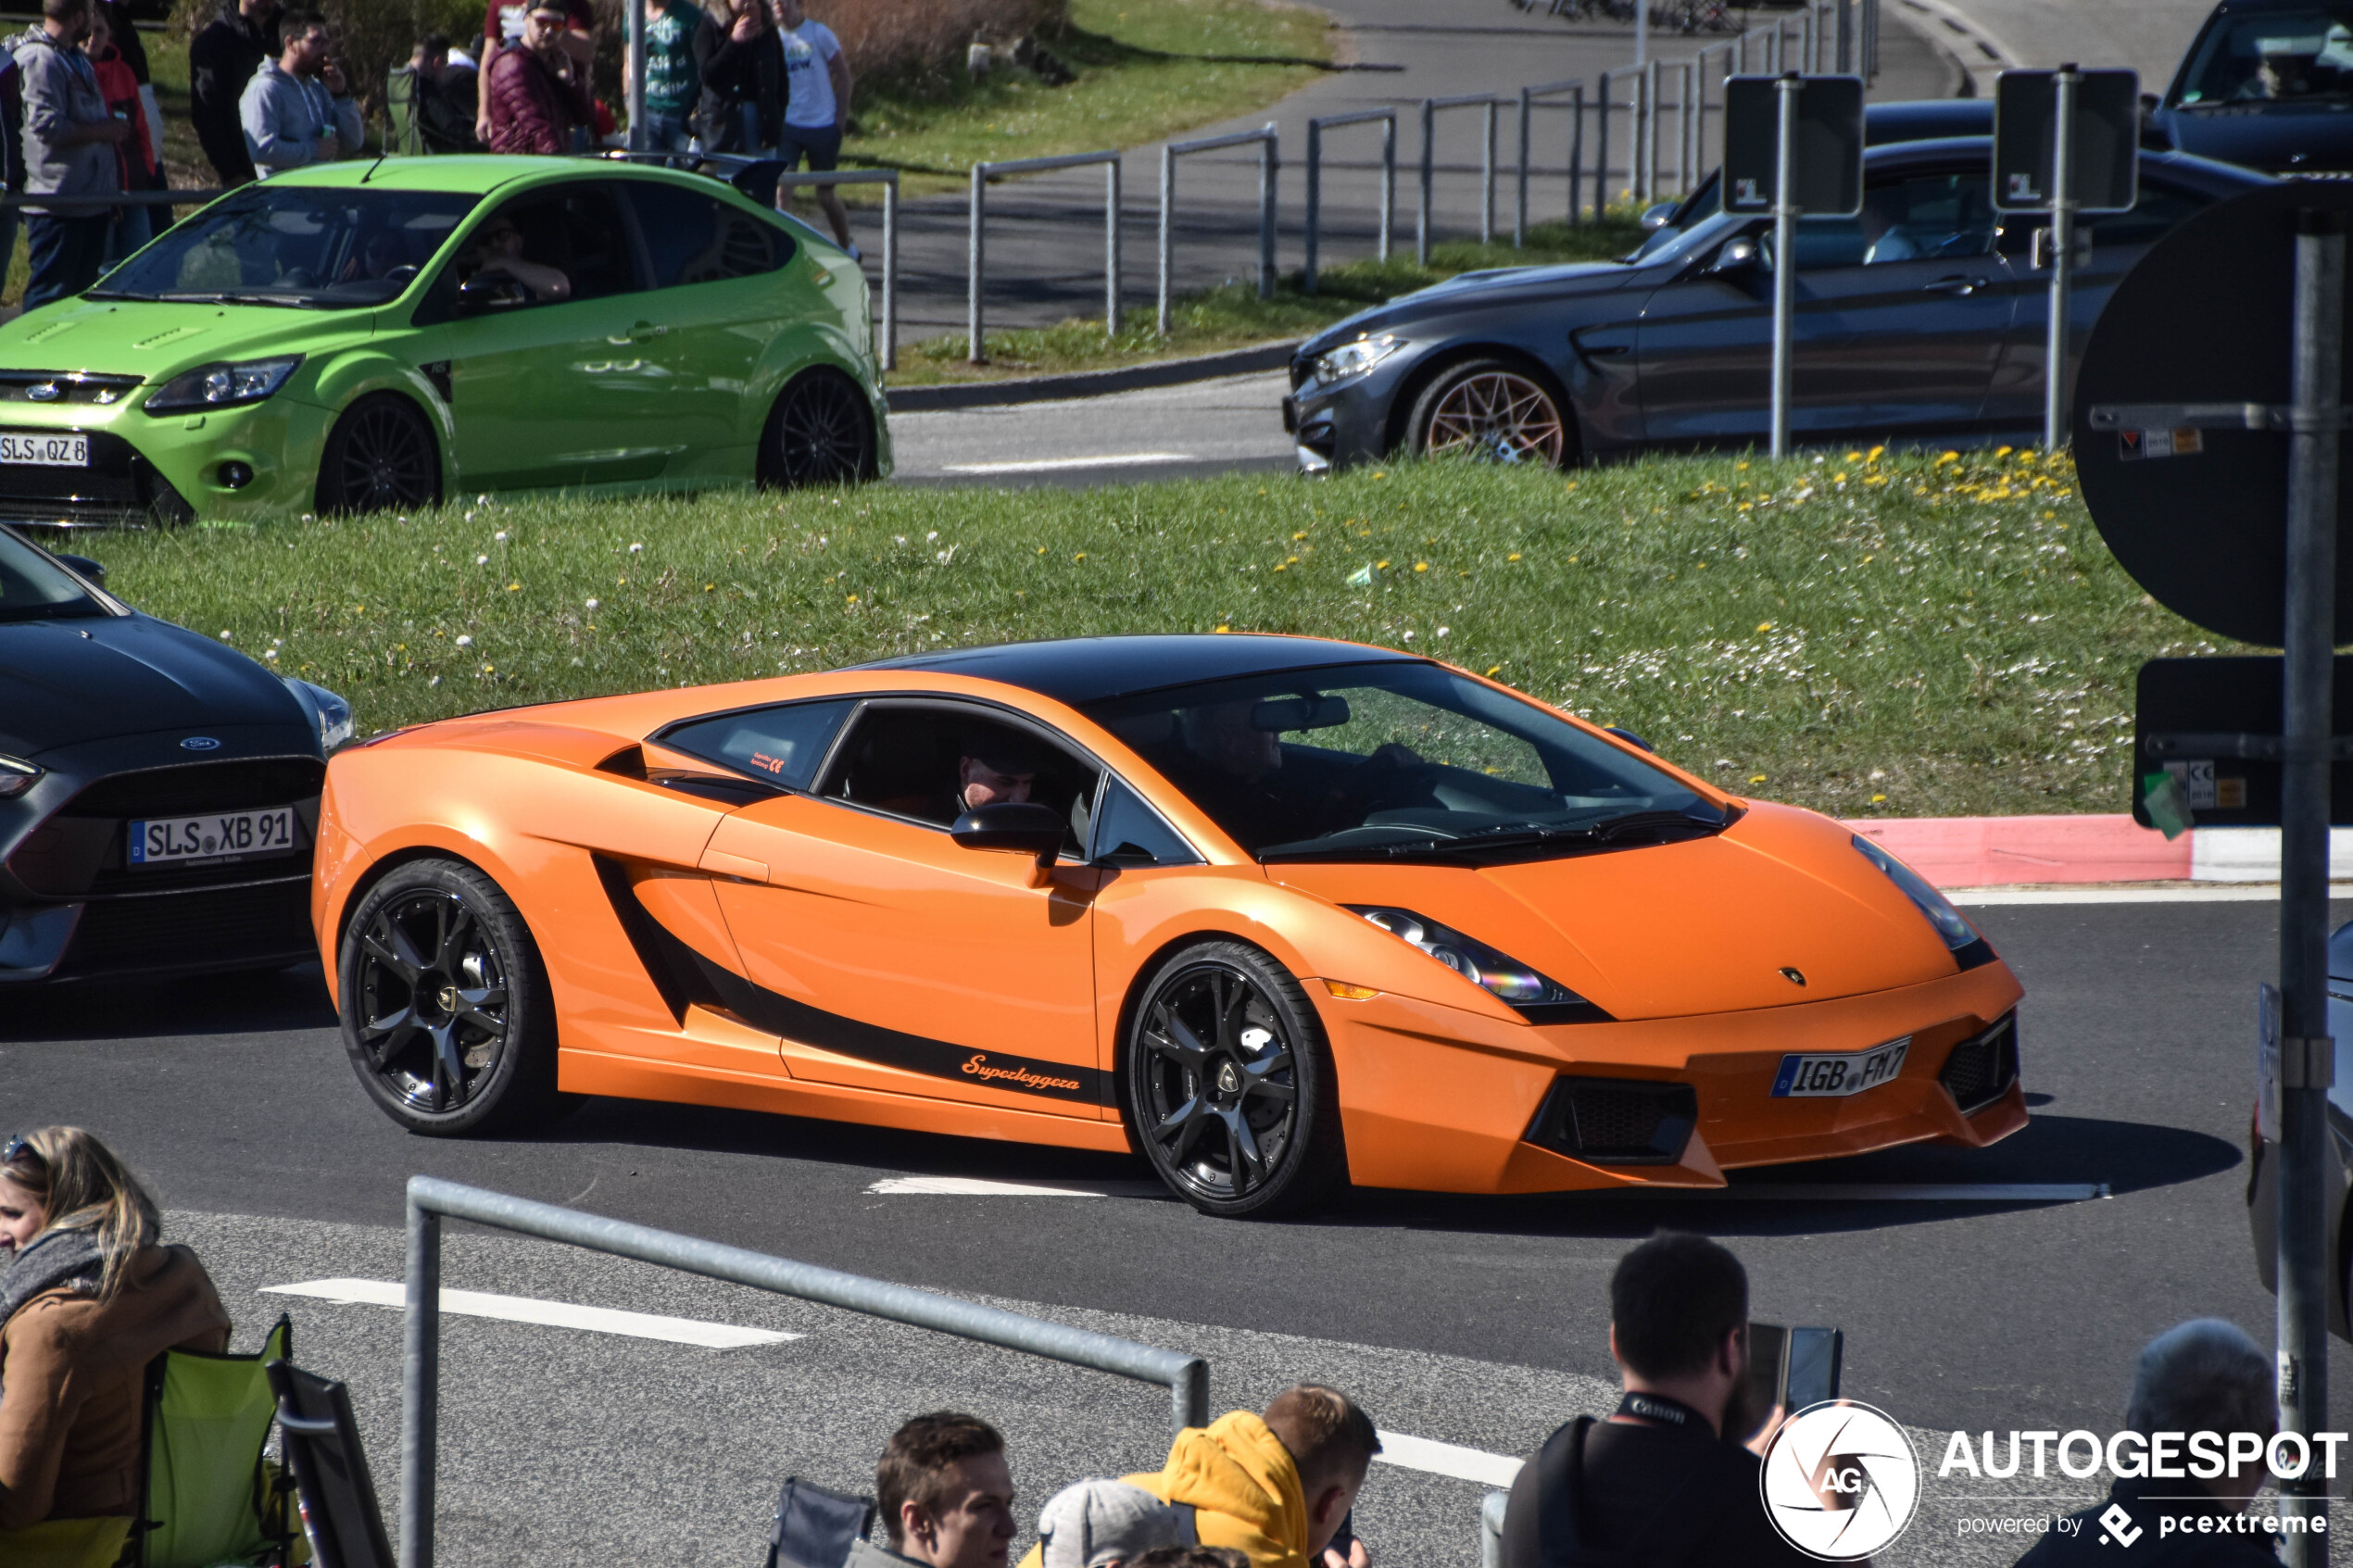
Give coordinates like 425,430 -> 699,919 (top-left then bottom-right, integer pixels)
844,0 -> 1332,199
887,219 -> 1648,385
88,445 -> 2211,822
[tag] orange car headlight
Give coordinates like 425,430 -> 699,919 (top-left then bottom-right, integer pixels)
1346,904 -> 1589,1011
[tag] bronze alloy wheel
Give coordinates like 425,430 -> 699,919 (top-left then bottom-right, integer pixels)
1413,360 -> 1569,467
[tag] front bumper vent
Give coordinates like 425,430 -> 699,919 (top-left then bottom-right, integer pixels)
1527,1075 -> 1698,1165
1938,1012 -> 2020,1114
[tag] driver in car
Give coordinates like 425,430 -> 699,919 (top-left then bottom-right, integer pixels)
462,216 -> 570,302
2241,45 -> 2320,98
951,730 -> 1042,820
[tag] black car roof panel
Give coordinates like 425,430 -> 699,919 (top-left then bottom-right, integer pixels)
853,633 -> 1421,706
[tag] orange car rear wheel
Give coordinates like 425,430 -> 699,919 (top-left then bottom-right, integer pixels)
337,859 -> 569,1135
1126,940 -> 1346,1219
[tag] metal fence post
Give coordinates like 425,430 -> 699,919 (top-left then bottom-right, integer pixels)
1157,144 -> 1176,336
881,177 -> 898,370
1417,97 -> 1436,266
1516,85 -> 1532,246
1481,98 -> 1498,245
1595,72 -> 1612,216
1380,112 -> 1396,262
1304,119 -> 1324,294
1638,64 -> 1655,204
967,162 -> 986,363
400,1195 -> 441,1568
1837,0 -> 1854,72
1680,62 -> 1696,196
1259,125 -> 1277,299
1569,84 -> 1585,223
1864,0 -> 1880,79
1105,157 -> 1121,337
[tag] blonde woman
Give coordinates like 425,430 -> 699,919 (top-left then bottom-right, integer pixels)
0,1127 -> 230,1533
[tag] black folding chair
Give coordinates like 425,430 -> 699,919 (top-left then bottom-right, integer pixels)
766,1475 -> 875,1568
263,1361 -> 395,1568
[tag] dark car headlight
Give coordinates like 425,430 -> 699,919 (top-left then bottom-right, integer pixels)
283,677 -> 352,752
144,356 -> 303,414
0,752 -> 41,800
1852,834 -> 1980,951
1310,334 -> 1406,385
1347,904 -> 1586,1008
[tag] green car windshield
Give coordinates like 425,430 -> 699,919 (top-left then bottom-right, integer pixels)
1079,661 -> 1726,862
94,186 -> 481,309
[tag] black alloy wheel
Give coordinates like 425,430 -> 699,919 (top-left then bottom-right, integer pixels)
1126,940 -> 1345,1218
318,394 -> 441,515
337,859 -> 566,1135
761,368 -> 875,488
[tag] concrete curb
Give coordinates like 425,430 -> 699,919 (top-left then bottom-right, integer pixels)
886,341 -> 1301,412
1853,813 -> 2353,888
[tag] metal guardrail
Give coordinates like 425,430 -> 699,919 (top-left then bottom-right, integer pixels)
968,147 -> 1122,362
1159,123 -> 1277,335
1515,79 -> 1586,239
1303,107 -> 1396,295
1417,94 -> 1503,264
0,187 -> 225,210
399,1175 -> 1209,1568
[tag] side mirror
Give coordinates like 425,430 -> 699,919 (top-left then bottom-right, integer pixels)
1640,201 -> 1679,233
455,272 -> 526,314
1709,235 -> 1760,274
950,801 -> 1067,860
56,553 -> 105,584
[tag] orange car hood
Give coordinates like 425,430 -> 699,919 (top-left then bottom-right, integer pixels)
1273,804 -> 1959,1021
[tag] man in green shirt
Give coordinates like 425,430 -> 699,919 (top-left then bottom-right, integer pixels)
624,0 -> 701,159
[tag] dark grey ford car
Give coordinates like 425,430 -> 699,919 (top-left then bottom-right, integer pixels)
1283,136 -> 2268,471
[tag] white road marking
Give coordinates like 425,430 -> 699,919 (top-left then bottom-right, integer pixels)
866,1175 -> 1166,1198
939,452 -> 1195,474
1373,1429 -> 1524,1487
259,1277 -> 799,1349
1951,883 -> 2353,905
1688,1182 -> 2108,1202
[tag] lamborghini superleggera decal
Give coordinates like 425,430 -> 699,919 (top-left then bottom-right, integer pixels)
595,858 -> 1113,1107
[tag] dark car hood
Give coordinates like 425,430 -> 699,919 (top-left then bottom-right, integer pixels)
1300,260 -> 1642,357
0,612 -> 308,759
2155,101 -> 2353,171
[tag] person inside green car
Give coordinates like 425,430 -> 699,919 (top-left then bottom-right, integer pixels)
459,211 -> 567,302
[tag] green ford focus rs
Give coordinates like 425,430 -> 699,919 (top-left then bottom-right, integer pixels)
0,156 -> 889,526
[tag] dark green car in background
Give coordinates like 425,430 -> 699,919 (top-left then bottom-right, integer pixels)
0,157 -> 887,527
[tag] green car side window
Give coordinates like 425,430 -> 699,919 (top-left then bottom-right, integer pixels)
623,181 -> 795,288
434,182 -> 643,319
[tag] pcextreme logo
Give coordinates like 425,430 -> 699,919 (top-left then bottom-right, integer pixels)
1759,1402 -> 1922,1561
2098,1502 -> 2145,1548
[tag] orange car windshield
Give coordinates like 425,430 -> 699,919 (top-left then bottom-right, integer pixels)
1082,663 -> 1723,862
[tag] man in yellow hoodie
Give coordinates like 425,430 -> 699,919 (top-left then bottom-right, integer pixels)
1018,1386 -> 1379,1568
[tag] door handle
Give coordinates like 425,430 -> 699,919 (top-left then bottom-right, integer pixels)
1924,275 -> 1988,295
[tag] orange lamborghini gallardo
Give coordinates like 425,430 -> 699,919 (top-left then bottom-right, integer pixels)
312,634 -> 2026,1216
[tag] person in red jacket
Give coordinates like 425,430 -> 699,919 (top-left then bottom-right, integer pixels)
483,0 -> 590,156
84,6 -> 155,261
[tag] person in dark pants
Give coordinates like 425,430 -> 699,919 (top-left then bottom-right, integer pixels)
14,0 -> 125,310
188,0 -> 279,187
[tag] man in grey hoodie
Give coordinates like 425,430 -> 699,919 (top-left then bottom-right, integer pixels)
13,0 -> 126,310
238,9 -> 359,179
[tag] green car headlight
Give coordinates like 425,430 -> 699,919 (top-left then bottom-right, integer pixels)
144,356 -> 302,414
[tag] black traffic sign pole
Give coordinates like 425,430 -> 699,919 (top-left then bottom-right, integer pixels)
2279,207 -> 2341,1564
2042,65 -> 2077,452
1770,73 -> 1801,459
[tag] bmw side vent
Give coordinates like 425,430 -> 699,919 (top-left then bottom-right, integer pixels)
1938,1013 -> 2020,1115
1526,1076 -> 1698,1165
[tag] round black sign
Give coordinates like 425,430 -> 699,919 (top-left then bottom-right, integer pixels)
2072,182 -> 2353,646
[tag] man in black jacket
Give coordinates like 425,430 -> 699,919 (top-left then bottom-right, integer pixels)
1501,1233 -> 1817,1568
2014,1319 -> 2284,1567
188,0 -> 278,185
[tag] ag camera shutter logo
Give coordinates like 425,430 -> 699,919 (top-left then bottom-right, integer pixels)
1759,1401 -> 1921,1560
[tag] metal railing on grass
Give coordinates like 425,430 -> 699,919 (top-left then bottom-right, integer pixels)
1417,94 -> 1503,265
399,1175 -> 1209,1568
1159,123 -> 1277,336
1514,78 -> 1584,241
968,147 -> 1121,363
1303,107 -> 1396,295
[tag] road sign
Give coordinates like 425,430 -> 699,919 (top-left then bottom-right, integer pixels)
1723,75 -> 1864,217
2074,182 -> 2353,647
1992,68 -> 2139,214
2133,656 -> 2353,829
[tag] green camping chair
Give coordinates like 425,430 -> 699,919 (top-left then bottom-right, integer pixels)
384,68 -> 423,156
135,1313 -> 302,1568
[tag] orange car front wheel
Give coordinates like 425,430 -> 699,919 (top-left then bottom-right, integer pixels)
1126,940 -> 1347,1219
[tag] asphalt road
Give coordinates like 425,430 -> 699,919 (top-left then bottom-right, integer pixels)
888,372 -> 1296,486
6,893 -> 2349,1564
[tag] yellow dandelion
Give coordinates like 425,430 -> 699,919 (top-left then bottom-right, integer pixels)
1485,664 -> 1503,676
1870,794 -> 1888,803
1414,561 -> 1428,572
1074,552 -> 1087,561
1507,552 -> 1522,562
1756,621 -> 1775,632
1749,774 -> 1767,784
1866,445 -> 1884,462
1376,559 -> 1390,570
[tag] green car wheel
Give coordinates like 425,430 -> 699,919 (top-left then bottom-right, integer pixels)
761,368 -> 875,488
318,394 -> 441,516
